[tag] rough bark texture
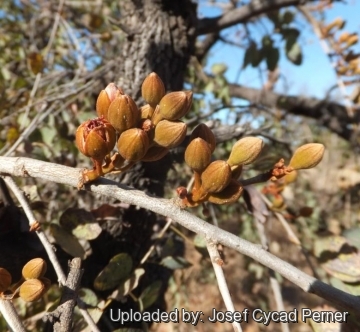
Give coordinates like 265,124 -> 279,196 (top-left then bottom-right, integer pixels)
117,0 -> 197,100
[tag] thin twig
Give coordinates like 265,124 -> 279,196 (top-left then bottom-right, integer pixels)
260,193 -> 300,246
140,217 -> 173,264
253,213 -> 290,332
2,175 -> 66,284
0,299 -> 26,332
1,175 -> 99,330
77,298 -> 101,332
206,240 -> 242,332
207,205 -> 241,332
261,193 -> 319,278
0,157 -> 360,315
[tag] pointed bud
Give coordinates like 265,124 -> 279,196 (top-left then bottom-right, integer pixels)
96,83 -> 124,119
185,138 -> 212,172
141,146 -> 169,162
0,268 -> 12,292
159,91 -> 192,120
227,137 -> 263,166
190,123 -> 216,152
201,160 -> 231,194
151,105 -> 164,125
208,179 -> 243,205
140,104 -> 155,120
141,72 -> 166,107
20,279 -> 46,302
105,83 -> 124,100
289,143 -> 325,170
154,120 -> 187,148
22,258 -> 47,280
107,94 -> 140,134
76,118 -> 116,161
117,128 -> 149,161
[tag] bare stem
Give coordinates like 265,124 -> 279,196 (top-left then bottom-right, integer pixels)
1,175 -> 67,285
0,299 -> 26,332
206,240 -> 242,332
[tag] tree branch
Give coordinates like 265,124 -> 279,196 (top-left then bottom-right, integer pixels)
0,299 -> 26,332
228,83 -> 360,142
197,0 -> 311,35
0,157 -> 360,316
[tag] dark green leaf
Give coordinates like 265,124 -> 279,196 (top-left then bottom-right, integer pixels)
78,288 -> 98,306
281,28 -> 300,42
110,268 -> 145,301
265,47 -> 280,71
160,256 -> 192,270
50,224 -> 86,259
59,208 -> 102,240
251,47 -> 264,67
243,42 -> 257,68
94,253 -> 133,291
139,280 -> 162,310
285,41 -> 302,65
282,10 -> 294,25
261,35 -> 273,48
267,11 -> 280,29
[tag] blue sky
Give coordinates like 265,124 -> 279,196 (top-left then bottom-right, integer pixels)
198,0 -> 360,101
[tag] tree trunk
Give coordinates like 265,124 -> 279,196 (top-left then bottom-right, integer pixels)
116,0 -> 197,100
82,4 -> 198,326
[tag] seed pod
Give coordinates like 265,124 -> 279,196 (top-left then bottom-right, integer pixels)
184,138 -> 212,172
190,123 -> 216,152
96,83 -> 124,119
107,94 -> 140,134
154,120 -> 187,149
141,72 -> 166,107
0,268 -> 12,292
289,143 -> 325,170
159,91 -> 192,120
19,279 -> 46,302
76,118 -> 116,161
141,146 -> 169,162
208,180 -> 243,205
117,128 -> 149,161
227,137 -> 263,166
201,160 -> 231,194
22,258 -> 47,280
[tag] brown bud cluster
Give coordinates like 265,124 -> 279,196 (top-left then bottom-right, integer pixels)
181,125 -> 245,206
76,72 -> 193,185
18,258 -> 50,302
0,259 -> 50,302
